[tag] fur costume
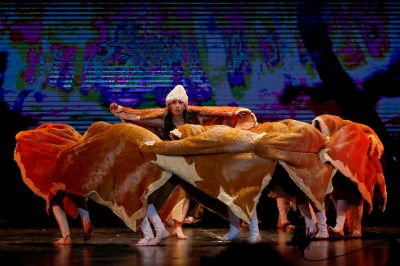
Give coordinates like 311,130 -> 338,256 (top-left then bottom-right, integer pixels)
312,114 -> 387,212
14,123 -> 82,216
109,102 -> 258,132
109,102 -> 259,221
14,121 -> 275,228
15,111 -> 383,232
15,122 -> 172,231
144,120 -> 335,213
14,103 -> 260,230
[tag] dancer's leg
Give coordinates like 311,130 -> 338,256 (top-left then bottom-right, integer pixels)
276,197 -> 290,228
171,198 -> 190,239
147,204 -> 170,240
52,205 -> 72,245
77,207 -> 93,241
297,203 -> 317,236
217,208 -> 241,241
136,214 -> 156,246
331,199 -> 347,236
248,210 -> 261,243
315,210 -> 329,238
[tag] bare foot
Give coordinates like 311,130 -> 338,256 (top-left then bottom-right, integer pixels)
328,226 -> 344,237
83,221 -> 93,241
277,219 -> 291,229
53,235 -> 72,245
285,225 -> 295,232
351,230 -> 362,238
171,228 -> 189,239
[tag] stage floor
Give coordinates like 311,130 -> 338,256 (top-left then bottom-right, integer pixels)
0,225 -> 399,265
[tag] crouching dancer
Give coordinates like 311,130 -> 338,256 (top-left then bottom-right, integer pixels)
52,191 -> 93,245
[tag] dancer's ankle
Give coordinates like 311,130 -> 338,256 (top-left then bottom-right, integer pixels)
53,235 -> 72,245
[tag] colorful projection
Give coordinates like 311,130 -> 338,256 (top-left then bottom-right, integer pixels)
0,1 -> 398,142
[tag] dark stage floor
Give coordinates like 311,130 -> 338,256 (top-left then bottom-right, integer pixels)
1,225 -> 400,266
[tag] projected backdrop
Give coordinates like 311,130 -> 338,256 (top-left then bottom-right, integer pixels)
0,1 -> 399,147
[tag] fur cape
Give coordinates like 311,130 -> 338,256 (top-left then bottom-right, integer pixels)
312,114 -> 387,212
109,102 -> 258,131
14,117 -> 335,228
14,103 -> 261,230
109,102 -> 261,221
14,123 -> 83,215
144,120 -> 335,212
15,111 -> 383,230
15,122 -> 172,231
14,121 -> 274,227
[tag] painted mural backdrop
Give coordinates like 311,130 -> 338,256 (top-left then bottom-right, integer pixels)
0,1 -> 399,139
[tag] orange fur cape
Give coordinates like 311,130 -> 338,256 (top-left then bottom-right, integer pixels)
312,114 -> 387,212
14,122 -> 172,231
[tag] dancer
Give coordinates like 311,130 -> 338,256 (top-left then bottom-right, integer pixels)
216,208 -> 261,243
134,85 -> 200,244
276,197 -> 295,230
14,89 -> 258,247
136,203 -> 170,246
312,114 -> 387,238
110,84 -> 259,243
52,192 -> 93,245
329,173 -> 363,237
14,123 -> 93,245
143,120 -> 334,242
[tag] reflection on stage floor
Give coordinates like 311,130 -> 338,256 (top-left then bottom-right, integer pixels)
0,225 -> 399,265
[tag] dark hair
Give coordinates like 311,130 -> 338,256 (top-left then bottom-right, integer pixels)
162,109 -> 199,140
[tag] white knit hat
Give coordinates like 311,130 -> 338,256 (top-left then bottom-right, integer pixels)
165,85 -> 188,106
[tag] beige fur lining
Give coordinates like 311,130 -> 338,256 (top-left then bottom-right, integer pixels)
152,154 -> 203,186
86,191 -> 143,232
312,116 -> 331,136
